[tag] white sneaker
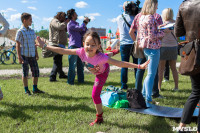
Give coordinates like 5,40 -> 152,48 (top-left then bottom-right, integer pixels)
162,79 -> 169,83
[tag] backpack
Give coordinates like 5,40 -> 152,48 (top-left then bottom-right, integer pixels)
127,89 -> 147,109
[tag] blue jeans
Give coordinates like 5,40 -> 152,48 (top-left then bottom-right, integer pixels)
120,44 -> 138,89
142,48 -> 160,102
68,46 -> 84,85
135,58 -> 159,97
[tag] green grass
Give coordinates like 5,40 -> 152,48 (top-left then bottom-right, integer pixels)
0,71 -> 197,133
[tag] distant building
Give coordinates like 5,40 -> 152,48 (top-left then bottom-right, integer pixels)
89,27 -> 106,36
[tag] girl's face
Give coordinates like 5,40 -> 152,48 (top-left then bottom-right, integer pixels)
84,36 -> 100,57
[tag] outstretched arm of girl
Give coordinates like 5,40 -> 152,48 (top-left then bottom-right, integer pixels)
36,36 -> 77,55
107,58 -> 150,69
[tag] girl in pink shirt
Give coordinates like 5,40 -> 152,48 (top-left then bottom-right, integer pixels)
36,31 -> 149,126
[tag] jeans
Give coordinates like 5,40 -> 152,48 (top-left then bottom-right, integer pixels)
50,54 -> 65,80
142,48 -> 160,102
135,58 -> 160,97
68,46 -> 84,85
181,73 -> 200,124
120,44 -> 138,89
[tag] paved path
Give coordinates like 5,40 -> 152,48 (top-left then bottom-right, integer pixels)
0,63 -> 180,76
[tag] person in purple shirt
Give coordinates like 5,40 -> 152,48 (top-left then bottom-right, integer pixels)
66,9 -> 90,85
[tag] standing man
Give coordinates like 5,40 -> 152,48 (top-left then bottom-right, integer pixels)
175,0 -> 200,132
49,12 -> 69,82
116,1 -> 139,89
66,9 -> 90,85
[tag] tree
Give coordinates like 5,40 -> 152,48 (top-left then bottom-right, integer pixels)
36,30 -> 49,39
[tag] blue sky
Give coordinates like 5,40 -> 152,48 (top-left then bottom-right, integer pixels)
0,0 -> 183,34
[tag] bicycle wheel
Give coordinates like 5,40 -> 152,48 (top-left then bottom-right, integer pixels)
1,51 -> 16,64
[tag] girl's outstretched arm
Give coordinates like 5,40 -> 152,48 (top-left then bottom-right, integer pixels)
107,58 -> 150,69
36,36 -> 77,55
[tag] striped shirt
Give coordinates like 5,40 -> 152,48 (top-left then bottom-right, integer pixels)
15,26 -> 36,57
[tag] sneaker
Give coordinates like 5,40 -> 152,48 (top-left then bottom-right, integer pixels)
162,79 -> 169,83
49,78 -> 57,82
59,75 -> 68,79
25,90 -> 32,96
33,88 -> 45,94
152,94 -> 165,99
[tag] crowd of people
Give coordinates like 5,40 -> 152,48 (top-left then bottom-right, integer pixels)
1,0 -> 200,132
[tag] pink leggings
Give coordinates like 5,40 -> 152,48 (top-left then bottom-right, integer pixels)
92,63 -> 109,104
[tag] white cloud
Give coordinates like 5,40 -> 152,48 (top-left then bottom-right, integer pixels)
78,16 -> 84,20
27,6 -> 37,10
43,17 -> 53,22
32,14 -> 40,20
21,0 -> 37,3
79,13 -> 101,21
0,8 -> 17,13
75,1 -> 88,8
85,13 -> 101,17
9,13 -> 21,21
21,0 -> 28,3
58,6 -> 62,9
108,17 -> 118,23
119,4 -> 123,7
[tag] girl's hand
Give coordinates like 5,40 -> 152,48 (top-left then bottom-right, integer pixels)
139,59 -> 150,69
35,36 -> 45,48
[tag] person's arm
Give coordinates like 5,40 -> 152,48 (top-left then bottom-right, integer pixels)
0,13 -> 9,35
36,37 -> 77,55
69,22 -> 86,32
129,28 -> 136,41
16,41 -> 23,64
174,7 -> 186,37
51,19 -> 67,30
107,58 -> 150,69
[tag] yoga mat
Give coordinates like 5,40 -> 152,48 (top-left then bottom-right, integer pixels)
125,104 -> 199,118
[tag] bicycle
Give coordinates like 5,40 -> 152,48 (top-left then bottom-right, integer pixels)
0,42 -> 17,64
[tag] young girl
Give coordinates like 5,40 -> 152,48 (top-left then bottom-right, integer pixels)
36,31 -> 150,126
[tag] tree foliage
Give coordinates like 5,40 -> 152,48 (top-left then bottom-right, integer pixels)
36,30 -> 49,39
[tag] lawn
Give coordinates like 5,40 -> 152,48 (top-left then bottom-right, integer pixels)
0,70 -> 197,133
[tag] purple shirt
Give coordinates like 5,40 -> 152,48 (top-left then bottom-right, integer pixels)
67,20 -> 87,48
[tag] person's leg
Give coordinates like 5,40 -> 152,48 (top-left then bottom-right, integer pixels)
67,46 -> 78,85
29,57 -> 44,93
0,88 -> 3,100
77,56 -> 84,83
169,60 -> 179,90
58,54 -> 67,78
158,60 -> 166,91
135,58 -> 146,92
90,64 -> 109,126
49,54 -> 59,81
152,69 -> 161,98
143,49 -> 160,103
120,45 -> 131,89
21,56 -> 30,94
179,74 -> 200,129
164,60 -> 170,81
131,54 -> 138,78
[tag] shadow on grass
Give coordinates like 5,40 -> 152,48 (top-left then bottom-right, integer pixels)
105,116 -> 173,133
0,102 -> 96,121
34,93 -> 90,101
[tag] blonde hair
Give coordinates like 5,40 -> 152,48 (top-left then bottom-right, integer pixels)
141,0 -> 158,15
162,8 -> 174,22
